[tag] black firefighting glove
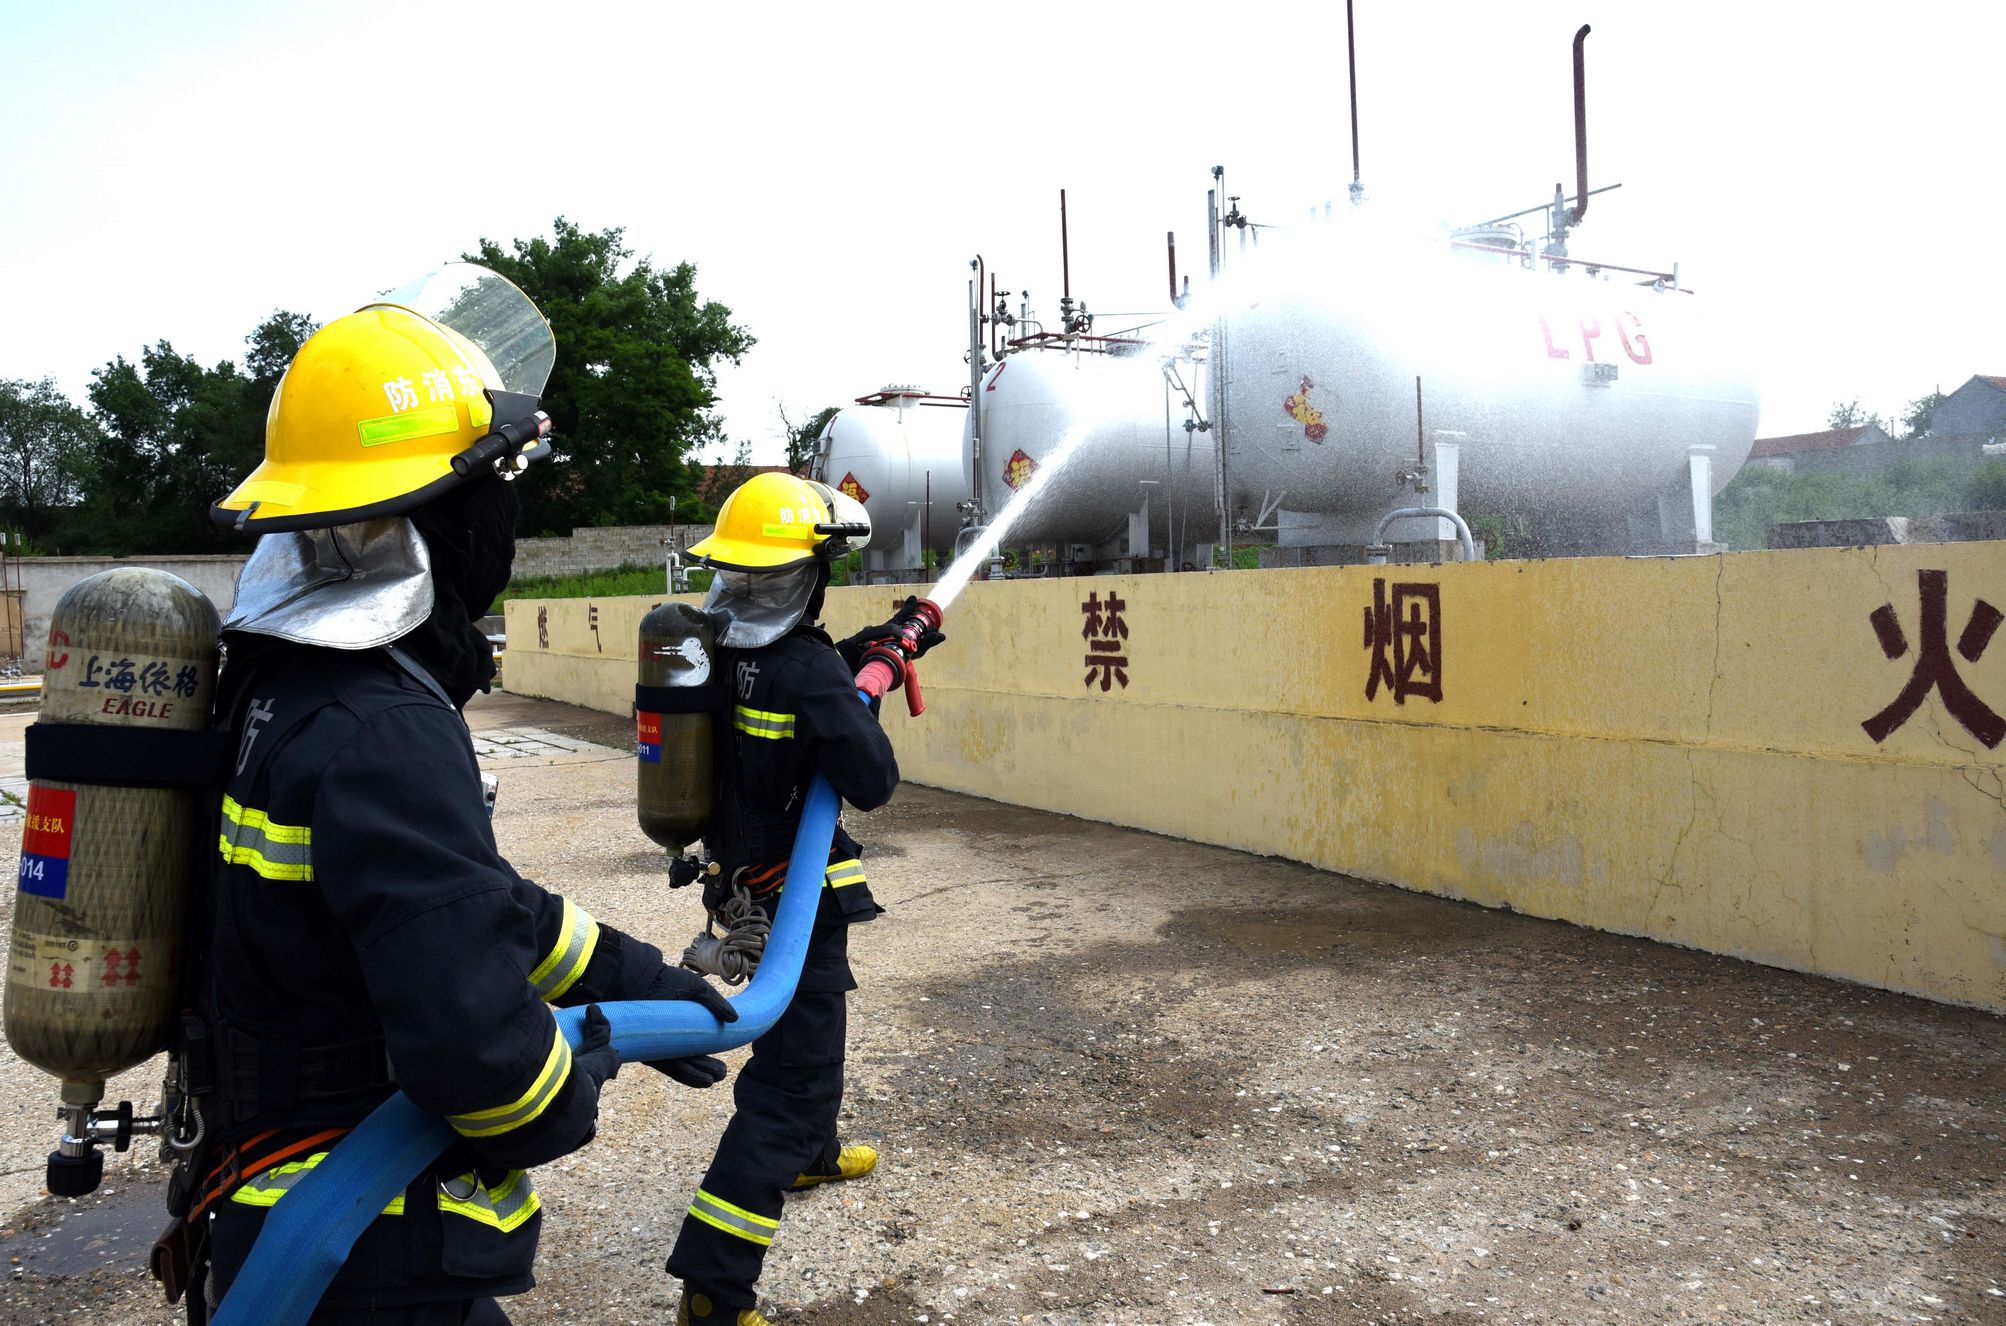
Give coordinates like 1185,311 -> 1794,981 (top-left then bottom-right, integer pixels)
836,622 -> 902,675
836,597 -> 947,674
575,1005 -> 623,1093
637,966 -> 736,1089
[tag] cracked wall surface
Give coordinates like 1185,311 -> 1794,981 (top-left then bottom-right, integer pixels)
505,542 -> 2006,1010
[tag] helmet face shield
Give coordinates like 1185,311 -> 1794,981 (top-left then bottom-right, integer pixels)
213,263 -> 555,533
704,563 -> 822,648
378,265 -> 554,397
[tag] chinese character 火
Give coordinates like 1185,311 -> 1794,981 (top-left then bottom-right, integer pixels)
1862,568 -> 2002,748
1363,579 -> 1442,705
1082,591 -> 1129,691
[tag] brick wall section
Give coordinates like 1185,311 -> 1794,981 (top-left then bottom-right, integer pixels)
511,524 -> 714,579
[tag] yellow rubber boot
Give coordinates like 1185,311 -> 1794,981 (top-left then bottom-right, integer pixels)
790,1143 -> 878,1190
677,1288 -> 774,1326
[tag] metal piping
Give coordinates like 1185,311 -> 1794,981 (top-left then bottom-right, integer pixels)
1346,0 -> 1363,204
1570,24 -> 1591,224
1060,189 -> 1071,301
1367,508 -> 1477,563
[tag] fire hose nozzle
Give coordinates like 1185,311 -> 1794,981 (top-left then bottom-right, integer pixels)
854,598 -> 945,717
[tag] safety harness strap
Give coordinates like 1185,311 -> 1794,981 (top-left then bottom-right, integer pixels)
25,723 -> 231,788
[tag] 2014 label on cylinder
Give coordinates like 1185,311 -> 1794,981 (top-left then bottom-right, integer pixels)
18,787 -> 75,899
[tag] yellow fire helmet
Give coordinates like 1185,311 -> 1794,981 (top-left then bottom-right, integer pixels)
687,472 -> 872,572
213,264 -> 555,533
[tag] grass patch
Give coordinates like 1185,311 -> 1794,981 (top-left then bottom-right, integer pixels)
1714,457 -> 2006,550
497,562 -> 712,602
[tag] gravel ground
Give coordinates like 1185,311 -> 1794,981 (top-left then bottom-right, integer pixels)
0,693 -> 1998,1325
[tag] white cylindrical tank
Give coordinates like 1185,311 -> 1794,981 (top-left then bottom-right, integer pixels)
812,392 -> 970,554
1218,240 -> 1759,529
975,351 -> 1217,552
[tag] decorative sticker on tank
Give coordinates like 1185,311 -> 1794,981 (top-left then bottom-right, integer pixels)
1282,376 -> 1331,444
1004,449 -> 1037,491
837,472 -> 870,505
18,786 -> 75,900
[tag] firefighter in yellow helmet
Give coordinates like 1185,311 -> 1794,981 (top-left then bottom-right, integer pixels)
664,471 -> 943,1326
177,265 -> 736,1325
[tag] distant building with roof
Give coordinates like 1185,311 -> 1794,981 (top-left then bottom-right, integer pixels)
1745,423 -> 1892,474
1927,375 -> 2006,438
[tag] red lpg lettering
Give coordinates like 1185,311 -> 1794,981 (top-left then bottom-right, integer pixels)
1577,317 -> 1603,363
1618,312 -> 1653,365
1538,315 -> 1570,360
46,630 -> 69,670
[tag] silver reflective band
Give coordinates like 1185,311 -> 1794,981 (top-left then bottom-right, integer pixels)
687,1187 -> 778,1246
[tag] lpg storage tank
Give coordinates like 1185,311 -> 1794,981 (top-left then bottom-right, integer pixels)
976,349 -> 1218,569
811,387 -> 970,581
1218,235 -> 1760,556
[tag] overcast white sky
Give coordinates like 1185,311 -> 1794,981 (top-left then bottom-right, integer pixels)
4,1 -> 2001,463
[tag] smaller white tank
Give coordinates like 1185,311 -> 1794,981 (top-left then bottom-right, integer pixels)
812,388 -> 970,561
975,352 -> 1216,558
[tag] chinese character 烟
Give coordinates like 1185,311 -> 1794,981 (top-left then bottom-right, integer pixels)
1363,579 -> 1442,705
1862,568 -> 2003,748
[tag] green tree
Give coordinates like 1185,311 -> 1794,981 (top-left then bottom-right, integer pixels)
464,218 -> 753,534
80,311 -> 316,553
1897,389 -> 1946,441
1826,400 -> 1885,431
778,403 -> 839,475
0,378 -> 97,543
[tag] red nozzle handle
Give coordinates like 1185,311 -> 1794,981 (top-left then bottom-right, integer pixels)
852,597 -> 942,716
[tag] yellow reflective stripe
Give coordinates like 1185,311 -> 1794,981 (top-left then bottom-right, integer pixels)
357,404 -> 460,447
687,1188 -> 778,1245
447,1026 -> 571,1138
217,796 -> 315,882
528,897 -> 601,1002
438,1168 -> 541,1233
222,795 -> 311,844
823,858 -> 867,889
216,834 -> 315,882
231,1153 -> 536,1231
732,705 -> 796,740
230,1152 -> 406,1214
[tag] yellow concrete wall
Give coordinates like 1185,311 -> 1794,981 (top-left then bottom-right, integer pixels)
504,543 -> 2006,1010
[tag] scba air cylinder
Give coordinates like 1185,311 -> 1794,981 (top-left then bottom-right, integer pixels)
4,569 -> 219,1177
636,601 -> 717,850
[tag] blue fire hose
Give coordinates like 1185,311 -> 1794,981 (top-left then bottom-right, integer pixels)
211,762 -> 848,1326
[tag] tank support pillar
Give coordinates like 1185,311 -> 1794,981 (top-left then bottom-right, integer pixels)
1125,497 -> 1151,560
1687,444 -> 1717,549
